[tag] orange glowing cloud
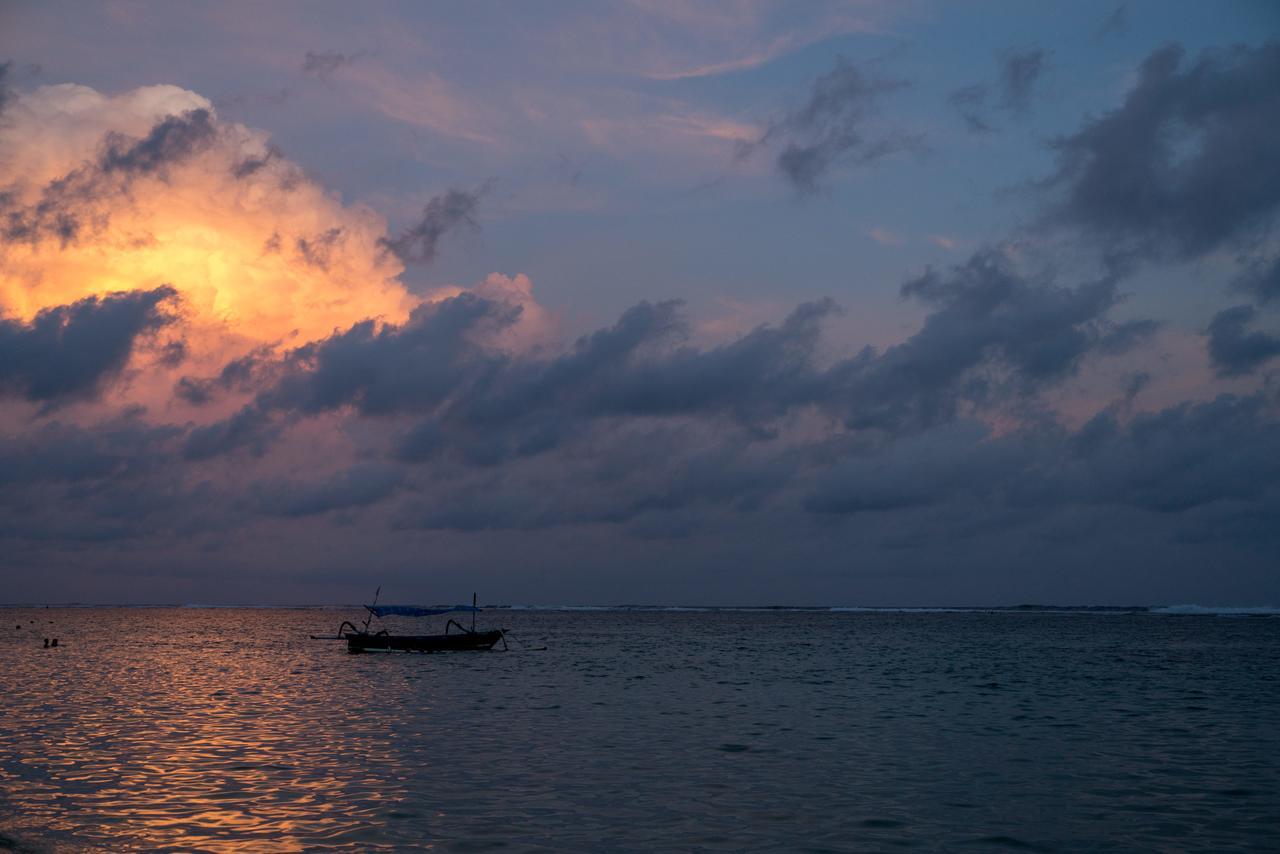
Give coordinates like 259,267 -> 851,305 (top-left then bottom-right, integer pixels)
0,80 -> 560,423
0,82 -> 415,355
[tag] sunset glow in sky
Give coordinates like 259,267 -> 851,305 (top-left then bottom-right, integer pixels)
1,1 -> 1277,605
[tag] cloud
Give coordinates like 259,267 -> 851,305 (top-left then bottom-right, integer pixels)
1234,256 -> 1280,305
0,61 -> 12,116
182,403 -> 279,460
807,390 -> 1280,523
1042,41 -> 1280,262
551,1 -> 887,81
401,427 -> 797,533
2,65 -> 1275,604
253,462 -> 402,517
187,294 -> 835,461
379,187 -> 484,265
1096,5 -> 1128,39
0,415 -> 181,487
99,108 -> 218,176
868,227 -> 904,246
0,287 -> 177,403
267,292 -> 516,418
948,83 -> 992,134
174,346 -> 272,405
424,272 -> 560,353
337,63 -> 499,145
948,47 -> 1048,133
998,48 -> 1048,116
579,109 -> 761,163
1096,318 -> 1160,355
1,107 -> 218,248
741,58 -> 918,193
805,420 -> 1003,514
0,81 -> 414,347
301,51 -> 353,79
1206,305 -> 1280,377
188,247 -> 1149,466
841,247 -> 1146,431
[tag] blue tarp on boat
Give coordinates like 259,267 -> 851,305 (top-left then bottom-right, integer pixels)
367,605 -> 480,618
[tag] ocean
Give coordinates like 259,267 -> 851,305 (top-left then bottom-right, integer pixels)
1,606 -> 1277,851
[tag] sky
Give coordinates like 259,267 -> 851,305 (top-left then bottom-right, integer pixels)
0,1 -> 1278,606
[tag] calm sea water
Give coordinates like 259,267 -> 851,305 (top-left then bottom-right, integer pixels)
1,607 -> 1277,852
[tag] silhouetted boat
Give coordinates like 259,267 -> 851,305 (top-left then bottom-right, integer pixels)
344,625 -> 505,654
316,591 -> 507,654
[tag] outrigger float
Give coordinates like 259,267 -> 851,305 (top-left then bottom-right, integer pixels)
314,591 -> 507,654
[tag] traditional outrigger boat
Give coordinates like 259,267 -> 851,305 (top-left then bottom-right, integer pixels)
316,591 -> 507,654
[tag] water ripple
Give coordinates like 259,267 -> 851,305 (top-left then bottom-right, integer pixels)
1,608 -> 1278,850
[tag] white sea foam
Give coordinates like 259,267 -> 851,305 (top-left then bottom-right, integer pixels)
501,604 -> 621,612
1150,604 -> 1280,616
829,607 -> 975,613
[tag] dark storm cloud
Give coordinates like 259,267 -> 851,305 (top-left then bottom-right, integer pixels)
301,51 -> 353,79
0,61 -> 12,116
174,347 -> 272,406
191,246 -> 1144,467
122,243 -> 1163,539
742,58 -> 918,193
378,187 -> 484,264
404,381 -> 1280,542
805,420 -> 1008,514
268,292 -> 517,416
1234,256 -> 1280,305
280,293 -> 838,437
0,412 -> 221,549
807,390 -> 1280,520
1206,305 -> 1280,377
1,297 -> 1272,588
840,247 -> 1144,431
182,403 -> 279,461
179,293 -> 517,457
453,297 -> 834,428
1043,41 -> 1280,261
998,48 -> 1048,115
1034,391 -> 1280,516
1095,318 -> 1160,355
0,287 -> 177,403
399,426 -> 799,533
253,463 -> 402,517
0,417 -> 181,486
189,293 -> 829,461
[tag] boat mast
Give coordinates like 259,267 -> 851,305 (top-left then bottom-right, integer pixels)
363,586 -> 381,633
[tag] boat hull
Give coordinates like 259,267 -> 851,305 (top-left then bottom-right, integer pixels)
346,629 -> 503,654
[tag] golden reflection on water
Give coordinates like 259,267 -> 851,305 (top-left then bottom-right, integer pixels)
1,609 -> 421,852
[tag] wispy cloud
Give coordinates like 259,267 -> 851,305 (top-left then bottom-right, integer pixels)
869,226 -> 904,246
739,57 -> 920,193
340,63 -> 500,146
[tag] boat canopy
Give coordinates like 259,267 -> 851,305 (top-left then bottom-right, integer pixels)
367,605 -> 480,618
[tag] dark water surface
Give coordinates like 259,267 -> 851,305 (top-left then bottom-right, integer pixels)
1,608 -> 1278,851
